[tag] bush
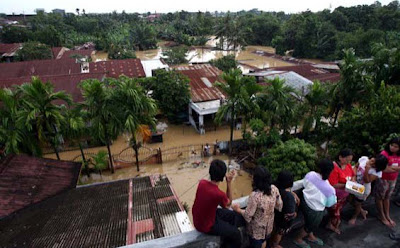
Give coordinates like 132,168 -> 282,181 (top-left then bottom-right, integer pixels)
210,55 -> 238,72
258,138 -> 317,180
162,46 -> 188,65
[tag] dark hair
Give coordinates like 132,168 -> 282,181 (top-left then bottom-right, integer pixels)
384,137 -> 400,156
275,170 -> 294,190
253,167 -> 272,195
375,154 -> 388,172
318,159 -> 334,180
338,148 -> 353,159
209,159 -> 227,182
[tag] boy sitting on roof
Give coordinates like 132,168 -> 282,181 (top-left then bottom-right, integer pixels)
192,159 -> 245,248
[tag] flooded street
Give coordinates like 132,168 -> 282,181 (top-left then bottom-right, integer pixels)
44,123 -> 250,222
80,154 -> 253,223
44,123 -> 242,161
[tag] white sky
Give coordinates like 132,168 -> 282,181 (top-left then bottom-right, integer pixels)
0,0 -> 394,15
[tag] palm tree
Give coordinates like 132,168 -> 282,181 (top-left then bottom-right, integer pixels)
257,77 -> 297,135
16,77 -> 72,160
215,69 -> 262,154
80,79 -> 122,173
64,104 -> 90,177
0,87 -> 40,156
329,48 -> 374,129
215,13 -> 232,50
302,81 -> 329,136
111,76 -> 157,171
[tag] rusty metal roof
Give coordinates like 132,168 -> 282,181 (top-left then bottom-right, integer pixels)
90,59 -> 146,78
0,59 -> 81,79
172,64 -> 225,103
0,154 -> 82,218
0,175 -> 193,248
0,73 -> 106,102
0,43 -> 22,57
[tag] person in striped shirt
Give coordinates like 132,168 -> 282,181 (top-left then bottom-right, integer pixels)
293,159 -> 337,248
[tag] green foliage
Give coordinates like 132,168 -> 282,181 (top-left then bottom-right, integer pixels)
162,46 -> 188,65
15,42 -> 53,61
131,23 -> 158,50
215,69 -> 262,153
333,84 -> 400,157
210,55 -> 238,72
1,26 -> 32,43
243,119 -> 281,156
108,45 -> 136,60
257,77 -> 299,137
258,138 -> 317,180
91,150 -> 108,172
146,70 -> 190,122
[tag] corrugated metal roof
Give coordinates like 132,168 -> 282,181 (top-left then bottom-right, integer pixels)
256,64 -> 341,83
172,64 -> 225,103
0,43 -> 22,57
0,73 -> 106,102
0,175 -> 193,248
90,59 -> 146,78
0,59 -> 81,79
0,154 -> 82,218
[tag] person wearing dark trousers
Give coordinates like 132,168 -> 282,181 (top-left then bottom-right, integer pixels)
192,159 -> 245,248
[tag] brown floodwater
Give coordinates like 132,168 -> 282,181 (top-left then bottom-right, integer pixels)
131,37 -> 293,72
80,155 -> 253,222
44,124 -> 250,223
44,124 -> 243,161
92,51 -> 108,61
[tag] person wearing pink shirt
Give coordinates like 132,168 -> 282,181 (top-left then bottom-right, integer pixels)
374,137 -> 400,227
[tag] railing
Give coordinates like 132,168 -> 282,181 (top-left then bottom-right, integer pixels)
161,144 -> 209,162
114,146 -> 158,163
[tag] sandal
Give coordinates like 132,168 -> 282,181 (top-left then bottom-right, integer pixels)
307,238 -> 324,246
293,240 -> 311,248
394,201 -> 400,207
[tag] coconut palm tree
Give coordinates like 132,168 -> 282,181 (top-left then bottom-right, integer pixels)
302,81 -> 329,136
0,87 -> 40,156
63,104 -> 90,176
16,77 -> 72,160
80,79 -> 122,173
257,77 -> 297,137
215,69 -> 262,154
111,76 -> 157,171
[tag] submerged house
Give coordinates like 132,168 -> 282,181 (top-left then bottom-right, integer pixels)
173,64 -> 225,134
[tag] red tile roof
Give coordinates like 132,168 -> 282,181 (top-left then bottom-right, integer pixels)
0,73 -> 106,102
0,43 -> 22,56
0,59 -> 81,79
90,59 -> 146,78
0,154 -> 81,218
172,64 -> 225,102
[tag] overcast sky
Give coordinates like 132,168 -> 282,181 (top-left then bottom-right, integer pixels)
0,0 -> 395,15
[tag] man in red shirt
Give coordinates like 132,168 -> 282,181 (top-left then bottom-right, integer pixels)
192,159 -> 245,248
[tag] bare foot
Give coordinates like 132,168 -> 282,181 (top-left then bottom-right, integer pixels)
349,218 -> 356,225
388,218 -> 396,227
361,210 -> 368,220
378,217 -> 392,227
326,223 -> 341,234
